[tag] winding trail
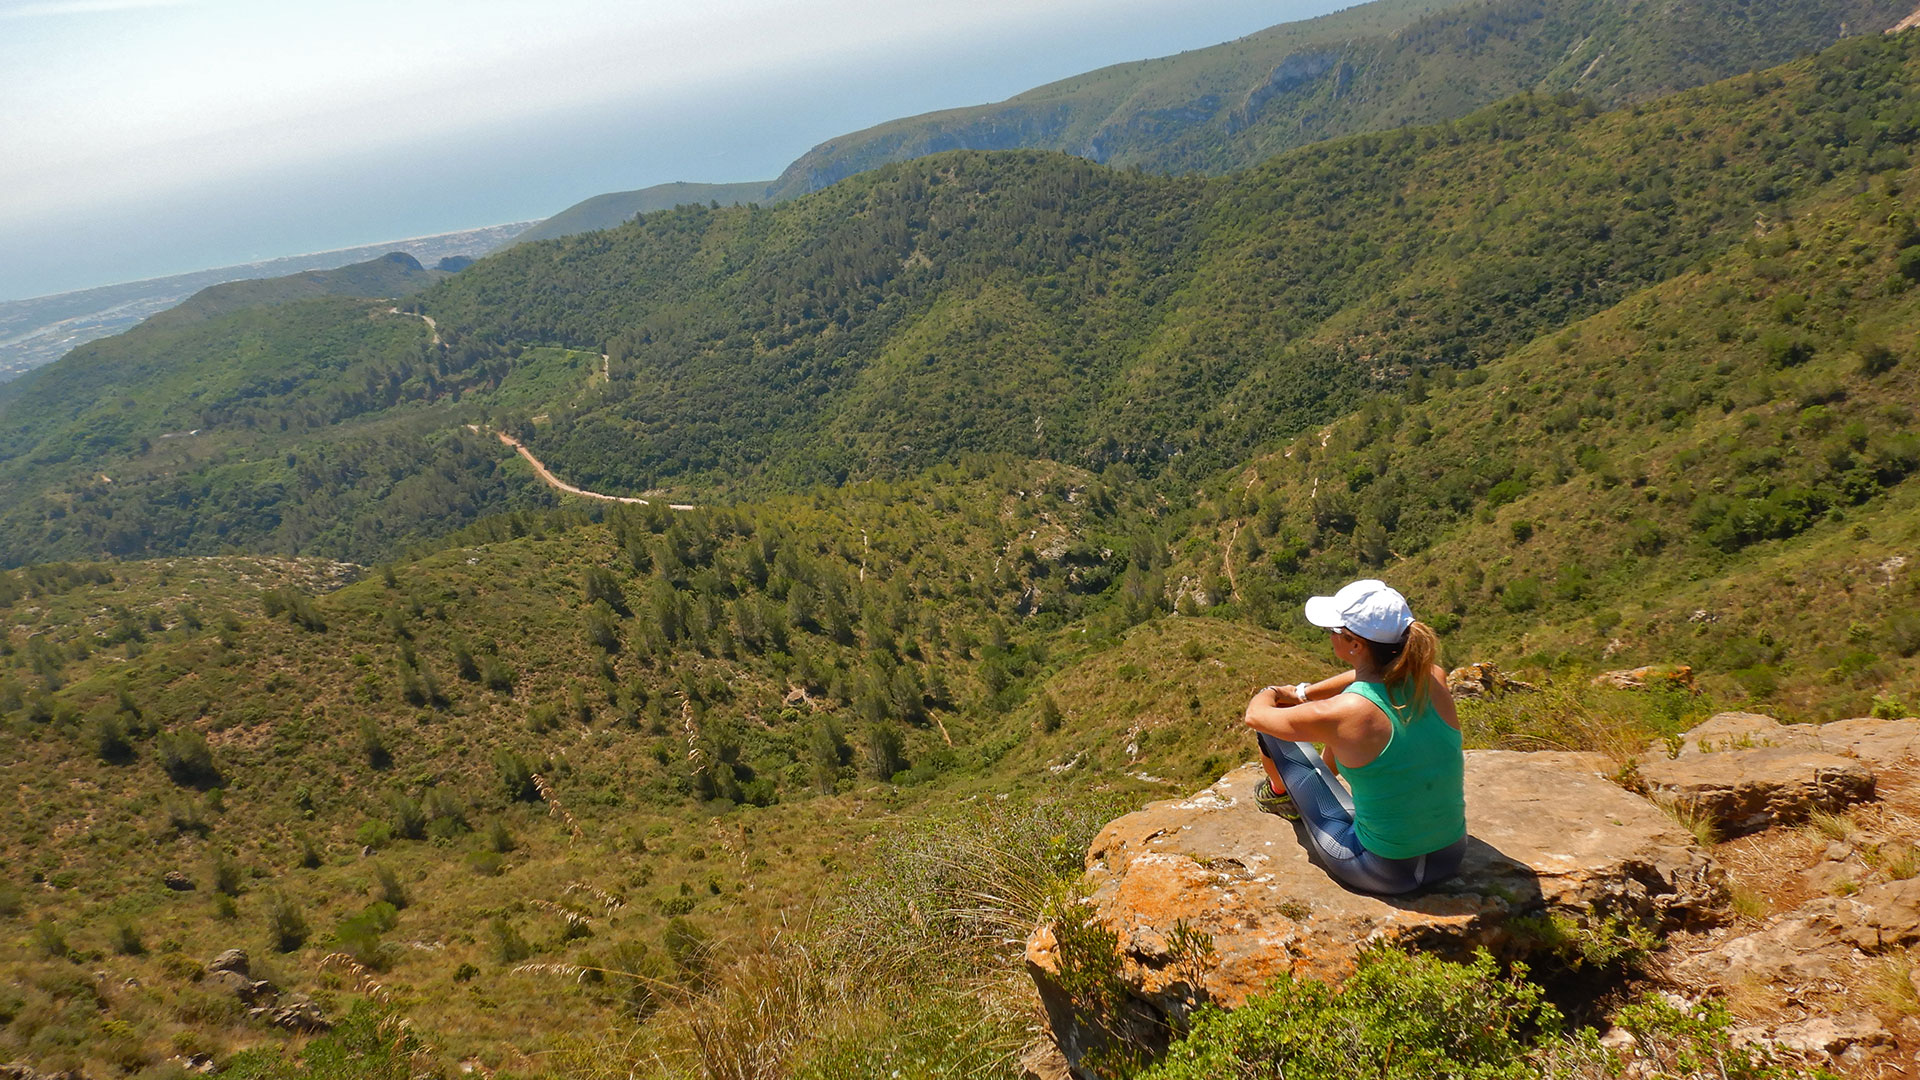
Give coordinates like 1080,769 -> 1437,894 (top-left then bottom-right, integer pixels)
470,424 -> 694,510
387,307 -> 441,346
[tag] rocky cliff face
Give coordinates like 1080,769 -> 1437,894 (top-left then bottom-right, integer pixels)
1026,714 -> 1920,1078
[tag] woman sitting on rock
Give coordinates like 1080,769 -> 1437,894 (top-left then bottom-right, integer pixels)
1243,579 -> 1467,895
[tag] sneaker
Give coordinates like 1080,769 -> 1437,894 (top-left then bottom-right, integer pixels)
1254,777 -> 1300,821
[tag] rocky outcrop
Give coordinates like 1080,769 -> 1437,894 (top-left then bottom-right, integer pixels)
197,947 -> 331,1033
1815,716 -> 1920,767
1634,713 -> 1876,834
1445,662 -> 1539,699
1592,664 -> 1696,692
1026,752 -> 1720,1071
1029,715 -> 1920,1077
206,948 -> 249,976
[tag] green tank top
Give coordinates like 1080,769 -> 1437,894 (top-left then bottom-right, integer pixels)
1340,680 -> 1467,859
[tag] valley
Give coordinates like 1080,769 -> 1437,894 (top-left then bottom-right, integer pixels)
3,8 -> 1920,1080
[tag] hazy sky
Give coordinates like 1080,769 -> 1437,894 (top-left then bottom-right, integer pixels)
1,0 -> 1343,300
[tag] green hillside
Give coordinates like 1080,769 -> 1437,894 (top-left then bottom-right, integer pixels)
7,32 -> 1920,1079
764,0 -> 1909,199
507,181 -> 775,246
430,32 -> 1920,498
144,253 -> 448,327
1170,153 -> 1920,717
0,461 -> 1234,1075
7,34 -> 1920,573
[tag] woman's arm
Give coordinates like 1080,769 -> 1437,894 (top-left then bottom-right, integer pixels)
1244,687 -> 1348,742
1282,668 -> 1359,703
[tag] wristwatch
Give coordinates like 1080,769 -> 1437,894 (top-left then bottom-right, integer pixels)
1294,682 -> 1312,701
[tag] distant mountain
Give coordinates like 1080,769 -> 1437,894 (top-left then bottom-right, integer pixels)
9,32 -> 1920,570
507,181 -> 774,246
0,221 -> 533,384
145,252 -> 446,327
508,0 -> 1909,251
766,0 -> 1910,200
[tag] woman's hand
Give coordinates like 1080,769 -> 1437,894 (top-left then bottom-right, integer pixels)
1258,683 -> 1308,707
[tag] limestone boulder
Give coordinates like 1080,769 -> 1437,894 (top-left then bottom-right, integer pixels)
1592,665 -> 1695,692
206,948 -> 249,976
1027,752 -> 1720,1073
1634,714 -> 1873,834
256,993 -> 331,1033
1674,878 -> 1920,990
1446,662 -> 1538,699
1815,717 -> 1920,770
1654,712 -> 1825,757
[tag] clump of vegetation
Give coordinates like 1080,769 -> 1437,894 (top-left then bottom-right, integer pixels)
1141,949 -> 1560,1079
265,892 -> 309,953
156,729 -> 221,787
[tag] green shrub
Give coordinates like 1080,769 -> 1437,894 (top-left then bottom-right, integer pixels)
466,850 -> 505,876
1141,949 -> 1559,1080
156,729 -> 220,787
93,715 -> 135,764
358,716 -> 391,769
265,892 -> 309,953
373,862 -> 408,909
32,917 -> 71,960
1500,577 -> 1543,613
354,820 -> 394,850
485,818 -> 516,853
1037,695 -> 1064,734
495,748 -> 538,801
333,901 -> 400,971
490,917 -> 532,964
210,849 -> 243,897
387,792 -> 426,840
111,920 -> 146,956
865,722 -> 909,779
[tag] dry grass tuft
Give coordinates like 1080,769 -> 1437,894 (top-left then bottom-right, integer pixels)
1866,953 -> 1920,1018
531,773 -> 584,841
1804,808 -> 1855,842
1654,796 -> 1721,848
319,950 -> 394,1004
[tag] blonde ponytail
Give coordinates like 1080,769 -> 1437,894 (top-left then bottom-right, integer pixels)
1381,620 -> 1439,714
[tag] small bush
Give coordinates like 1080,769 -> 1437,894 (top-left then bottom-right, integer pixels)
466,851 -> 505,876
373,863 -> 408,909
1036,695 -> 1064,734
333,901 -> 399,971
354,820 -> 395,850
93,715 -> 135,764
111,920 -> 146,956
1141,949 -> 1560,1080
265,892 -> 309,953
485,818 -> 516,853
1871,691 -> 1908,720
1860,342 -> 1900,376
210,849 -> 243,897
1500,577 -> 1543,613
388,792 -> 426,840
156,730 -> 220,788
33,918 -> 71,960
495,749 -> 538,802
359,716 -> 391,770
490,917 -> 532,964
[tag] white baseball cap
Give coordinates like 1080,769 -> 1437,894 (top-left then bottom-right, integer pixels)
1303,579 -> 1414,644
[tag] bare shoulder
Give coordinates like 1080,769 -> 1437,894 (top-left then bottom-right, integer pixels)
1429,664 -> 1461,729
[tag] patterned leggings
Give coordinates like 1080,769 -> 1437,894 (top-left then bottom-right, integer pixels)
1257,732 -> 1466,895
